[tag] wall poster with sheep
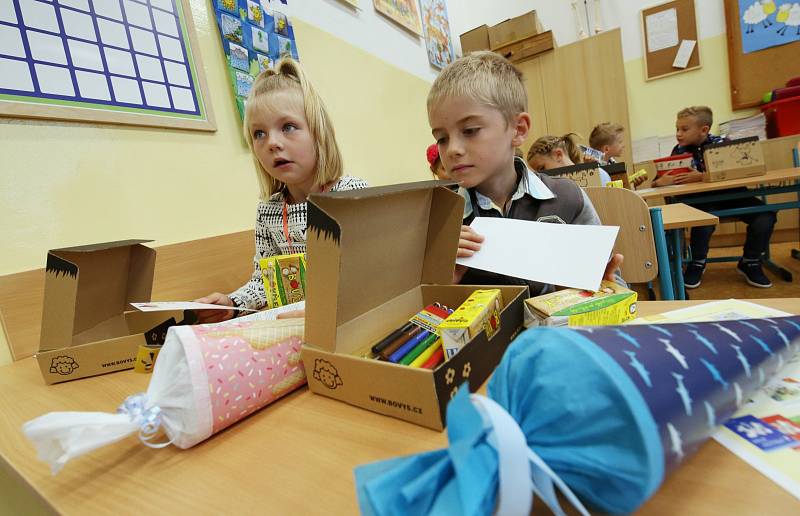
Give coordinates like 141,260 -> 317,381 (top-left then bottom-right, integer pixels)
741,0 -> 800,53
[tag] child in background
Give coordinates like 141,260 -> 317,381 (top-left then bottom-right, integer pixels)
589,122 -> 646,187
652,105 -> 776,289
428,51 -> 623,296
526,134 -> 612,186
426,143 -> 448,179
195,59 -> 368,322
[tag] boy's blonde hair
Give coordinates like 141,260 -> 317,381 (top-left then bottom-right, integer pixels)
677,106 -> 713,128
243,58 -> 343,199
589,122 -> 624,149
427,51 -> 527,123
527,133 -> 583,165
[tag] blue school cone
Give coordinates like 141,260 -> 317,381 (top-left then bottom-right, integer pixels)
354,316 -> 800,515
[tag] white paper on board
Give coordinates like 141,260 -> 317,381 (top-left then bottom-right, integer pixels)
455,218 -> 619,291
672,39 -> 696,68
646,8 -> 678,52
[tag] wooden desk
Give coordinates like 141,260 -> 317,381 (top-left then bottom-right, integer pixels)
636,167 -> 800,202
1,299 -> 799,515
658,203 -> 719,230
653,204 -> 719,300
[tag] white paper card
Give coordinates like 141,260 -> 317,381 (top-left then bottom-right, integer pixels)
672,39 -> 696,68
131,302 -> 257,312
646,8 -> 678,52
456,218 -> 619,291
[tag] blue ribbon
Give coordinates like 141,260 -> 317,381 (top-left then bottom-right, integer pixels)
117,393 -> 172,448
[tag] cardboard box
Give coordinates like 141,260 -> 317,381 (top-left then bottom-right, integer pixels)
654,153 -> 693,177
37,240 -> 182,384
633,160 -> 658,186
301,182 -> 528,430
460,24 -> 490,54
702,137 -> 766,182
492,31 -> 554,64
543,162 -> 604,188
524,280 -> 638,328
489,10 -> 544,49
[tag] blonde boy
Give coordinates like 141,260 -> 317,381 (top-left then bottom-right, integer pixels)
427,51 -> 622,295
589,122 -> 625,164
653,105 -> 776,289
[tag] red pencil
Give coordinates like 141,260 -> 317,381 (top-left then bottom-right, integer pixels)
421,347 -> 444,369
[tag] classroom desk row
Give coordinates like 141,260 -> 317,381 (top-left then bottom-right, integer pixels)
1,299 -> 799,515
638,167 -> 800,300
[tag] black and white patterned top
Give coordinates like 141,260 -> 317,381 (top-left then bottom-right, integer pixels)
229,175 -> 368,310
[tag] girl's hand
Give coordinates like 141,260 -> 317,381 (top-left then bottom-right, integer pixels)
604,253 -> 624,282
673,170 -> 703,184
458,225 -> 484,258
194,293 -> 235,323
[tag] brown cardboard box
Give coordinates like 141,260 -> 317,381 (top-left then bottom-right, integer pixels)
543,162 -> 604,188
492,31 -> 554,64
489,10 -> 544,49
37,240 -> 182,384
460,24 -> 490,54
301,183 -> 528,430
703,137 -> 766,183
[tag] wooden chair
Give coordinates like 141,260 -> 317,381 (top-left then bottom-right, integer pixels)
0,311 -> 11,367
584,187 -> 674,299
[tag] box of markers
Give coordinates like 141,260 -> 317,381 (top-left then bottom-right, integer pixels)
300,182 -> 528,430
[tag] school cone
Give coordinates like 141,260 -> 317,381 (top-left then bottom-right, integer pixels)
354,316 -> 800,516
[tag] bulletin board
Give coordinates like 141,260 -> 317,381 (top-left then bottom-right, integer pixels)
724,0 -> 800,110
641,0 -> 701,81
0,0 -> 215,131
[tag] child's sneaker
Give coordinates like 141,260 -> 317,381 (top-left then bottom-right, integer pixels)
737,259 -> 772,288
683,261 -> 706,289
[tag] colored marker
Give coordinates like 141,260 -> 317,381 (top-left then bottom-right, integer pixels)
379,326 -> 421,360
371,321 -> 415,354
421,347 -> 444,369
400,333 -> 439,366
389,329 -> 431,363
409,338 -> 442,368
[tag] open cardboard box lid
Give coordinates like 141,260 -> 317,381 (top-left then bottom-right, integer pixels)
39,239 -> 156,352
304,182 -> 464,353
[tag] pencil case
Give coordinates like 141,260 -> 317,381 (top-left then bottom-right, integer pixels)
354,316 -> 800,515
23,303 -> 307,473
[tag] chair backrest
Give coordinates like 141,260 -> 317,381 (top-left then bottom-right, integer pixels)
584,187 -> 659,284
0,310 -> 12,366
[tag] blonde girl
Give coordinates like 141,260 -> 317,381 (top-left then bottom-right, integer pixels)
196,59 -> 367,322
526,133 -> 611,185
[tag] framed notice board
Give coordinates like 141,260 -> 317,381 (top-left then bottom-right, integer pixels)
0,0 -> 215,131
641,0 -> 701,81
724,0 -> 800,110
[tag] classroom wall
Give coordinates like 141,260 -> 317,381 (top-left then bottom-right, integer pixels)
447,0 -> 755,139
0,0 -> 434,276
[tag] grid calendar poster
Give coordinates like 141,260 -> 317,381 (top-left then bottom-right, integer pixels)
0,0 -> 215,130
740,0 -> 800,54
210,0 -> 298,119
419,0 -> 453,69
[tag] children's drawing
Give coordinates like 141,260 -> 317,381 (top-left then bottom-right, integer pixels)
247,0 -> 265,28
274,11 -> 290,36
257,54 -> 273,73
419,0 -> 454,69
373,0 -> 422,35
276,35 -> 293,58
217,0 -> 237,15
221,13 -> 243,44
229,43 -> 250,72
235,71 -> 254,97
740,0 -> 800,53
252,27 -> 270,53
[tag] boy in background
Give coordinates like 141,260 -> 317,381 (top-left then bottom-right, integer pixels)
652,106 -> 776,289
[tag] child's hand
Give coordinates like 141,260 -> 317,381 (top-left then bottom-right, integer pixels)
652,174 -> 677,187
632,174 -> 648,188
194,293 -> 235,323
604,253 -> 624,282
673,170 -> 703,184
453,264 -> 468,284
458,225 -> 484,258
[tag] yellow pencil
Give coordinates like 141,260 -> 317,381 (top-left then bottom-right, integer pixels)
410,338 -> 442,368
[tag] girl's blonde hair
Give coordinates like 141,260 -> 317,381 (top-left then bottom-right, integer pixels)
243,58 -> 343,199
526,133 -> 583,165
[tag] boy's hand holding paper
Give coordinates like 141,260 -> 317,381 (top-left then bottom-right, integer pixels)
455,218 -> 620,291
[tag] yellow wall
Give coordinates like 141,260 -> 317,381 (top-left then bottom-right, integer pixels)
624,33 -> 757,140
0,1 -> 433,276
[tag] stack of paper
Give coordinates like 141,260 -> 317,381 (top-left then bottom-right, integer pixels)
719,113 -> 767,141
632,135 -> 679,162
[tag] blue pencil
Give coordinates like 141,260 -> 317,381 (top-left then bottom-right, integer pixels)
388,329 -> 431,363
